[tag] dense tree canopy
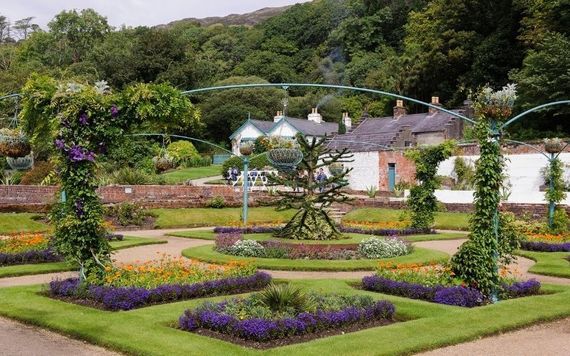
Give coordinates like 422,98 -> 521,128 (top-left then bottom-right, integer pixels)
0,0 -> 568,141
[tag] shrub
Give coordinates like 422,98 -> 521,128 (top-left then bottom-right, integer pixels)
182,156 -> 211,168
550,207 -> 569,235
230,240 -> 265,257
20,161 -> 55,185
107,167 -> 165,185
358,236 -> 410,259
106,202 -> 153,226
206,196 -> 226,209
258,284 -> 312,313
167,140 -> 200,162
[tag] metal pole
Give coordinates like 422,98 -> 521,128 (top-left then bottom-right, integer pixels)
490,120 -> 500,303
242,157 -> 249,226
549,153 -> 555,228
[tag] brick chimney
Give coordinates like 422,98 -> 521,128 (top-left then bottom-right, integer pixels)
428,96 -> 442,114
393,100 -> 406,119
462,99 -> 474,119
308,108 -> 322,124
342,112 -> 352,131
274,111 -> 284,122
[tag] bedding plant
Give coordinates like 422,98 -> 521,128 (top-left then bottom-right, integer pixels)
49,256 -> 271,310
178,283 -> 395,347
362,260 -> 541,307
0,233 -> 62,266
214,232 -> 412,260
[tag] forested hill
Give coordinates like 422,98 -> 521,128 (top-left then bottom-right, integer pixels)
160,6 -> 291,27
0,0 -> 568,143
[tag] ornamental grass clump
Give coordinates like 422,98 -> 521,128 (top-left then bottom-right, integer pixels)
178,287 -> 395,344
358,236 -> 411,259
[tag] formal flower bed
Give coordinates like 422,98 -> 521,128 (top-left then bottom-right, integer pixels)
524,232 -> 568,243
520,241 -> 570,252
214,233 -> 412,260
362,262 -> 541,307
178,284 -> 395,347
213,225 -> 435,237
0,233 -> 63,266
48,256 -> 271,310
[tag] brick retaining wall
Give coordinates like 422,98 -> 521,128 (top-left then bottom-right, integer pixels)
0,185 -> 277,212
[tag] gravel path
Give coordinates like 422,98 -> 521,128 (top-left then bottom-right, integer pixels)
0,317 -> 119,356
416,317 -> 570,356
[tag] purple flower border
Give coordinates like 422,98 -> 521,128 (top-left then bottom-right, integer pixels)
49,271 -> 272,311
213,225 -> 434,237
520,241 -> 570,252
362,275 -> 541,307
0,248 -> 62,266
179,299 -> 395,342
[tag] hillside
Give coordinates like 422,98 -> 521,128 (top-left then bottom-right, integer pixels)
161,6 -> 291,27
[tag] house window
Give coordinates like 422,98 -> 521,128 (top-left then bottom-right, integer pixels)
404,141 -> 413,147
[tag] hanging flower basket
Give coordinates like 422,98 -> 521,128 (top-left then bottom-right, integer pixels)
152,153 -> 176,173
7,154 -> 33,170
267,148 -> 303,172
0,128 -> 31,158
239,142 -> 254,156
329,163 -> 344,176
544,138 -> 565,154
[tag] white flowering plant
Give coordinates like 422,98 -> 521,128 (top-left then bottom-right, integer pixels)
474,84 -> 517,121
358,236 -> 411,259
229,239 -> 265,257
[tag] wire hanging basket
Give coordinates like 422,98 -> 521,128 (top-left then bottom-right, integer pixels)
0,129 -> 31,158
544,138 -> 565,154
328,163 -> 344,176
267,148 -> 303,172
7,153 -> 34,170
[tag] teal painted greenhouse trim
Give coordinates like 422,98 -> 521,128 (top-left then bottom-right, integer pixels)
501,100 -> 570,129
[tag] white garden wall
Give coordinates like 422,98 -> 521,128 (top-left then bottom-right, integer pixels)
342,151 -> 380,190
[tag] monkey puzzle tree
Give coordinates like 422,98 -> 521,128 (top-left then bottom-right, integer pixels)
270,134 -> 353,240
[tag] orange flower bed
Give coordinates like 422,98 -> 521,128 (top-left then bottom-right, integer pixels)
525,233 -> 567,242
0,233 -> 49,254
343,220 -> 409,230
104,254 -> 255,288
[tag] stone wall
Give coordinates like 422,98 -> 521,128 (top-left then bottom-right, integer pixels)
0,185 -> 277,212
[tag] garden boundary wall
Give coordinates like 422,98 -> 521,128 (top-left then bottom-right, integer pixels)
0,185 -> 277,212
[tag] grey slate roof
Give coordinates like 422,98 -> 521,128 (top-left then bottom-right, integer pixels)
281,117 -> 338,137
249,119 -> 274,133
327,110 -> 462,152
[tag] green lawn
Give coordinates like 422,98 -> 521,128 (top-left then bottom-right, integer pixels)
169,229 -> 467,243
0,281 -> 569,355
343,208 -> 471,231
0,213 -> 50,234
152,207 -> 295,228
182,245 -> 449,271
161,165 -> 222,184
0,236 -> 165,278
516,250 -> 570,278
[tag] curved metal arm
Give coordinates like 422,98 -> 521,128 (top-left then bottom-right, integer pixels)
501,100 -> 570,129
181,83 -> 476,125
0,93 -> 21,101
129,133 -> 236,157
502,139 -> 552,160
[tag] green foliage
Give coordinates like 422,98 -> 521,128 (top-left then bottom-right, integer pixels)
366,185 -> 378,198
166,140 -> 200,163
106,202 -> 153,226
550,207 -> 569,235
545,158 -> 566,204
106,167 -> 165,185
271,134 -> 353,240
452,85 -> 519,298
258,283 -> 312,314
206,196 -> 226,209
405,141 -> 456,229
452,157 -> 475,190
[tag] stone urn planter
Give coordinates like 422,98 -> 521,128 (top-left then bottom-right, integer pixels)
7,154 -> 33,170
267,148 -> 303,172
239,142 -> 254,156
544,138 -> 565,154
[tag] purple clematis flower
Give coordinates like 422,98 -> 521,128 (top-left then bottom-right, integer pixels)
68,145 -> 96,162
55,139 -> 65,150
110,105 -> 119,118
79,113 -> 89,125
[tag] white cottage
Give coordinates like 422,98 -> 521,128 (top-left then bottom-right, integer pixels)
230,109 -> 343,155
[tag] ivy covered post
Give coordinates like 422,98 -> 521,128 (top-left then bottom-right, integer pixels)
20,76 -> 198,281
270,134 -> 353,240
543,138 -> 567,231
452,85 -> 519,300
404,141 -> 455,229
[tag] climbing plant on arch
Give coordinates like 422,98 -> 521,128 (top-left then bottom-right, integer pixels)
20,75 -> 198,280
